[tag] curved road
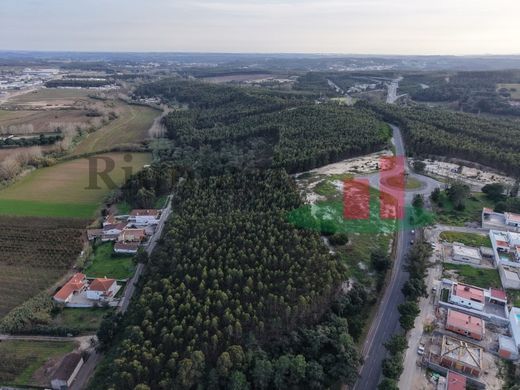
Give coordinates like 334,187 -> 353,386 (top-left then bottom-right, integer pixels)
353,124 -> 441,390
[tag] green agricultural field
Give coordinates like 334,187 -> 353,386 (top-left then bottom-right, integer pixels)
9,88 -> 92,103
84,242 -> 135,280
52,307 -> 110,334
72,104 -> 159,155
0,152 -> 151,218
0,340 -> 76,387
443,263 -> 501,288
439,231 -> 492,247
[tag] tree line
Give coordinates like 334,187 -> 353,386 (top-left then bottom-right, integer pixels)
361,101 -> 520,177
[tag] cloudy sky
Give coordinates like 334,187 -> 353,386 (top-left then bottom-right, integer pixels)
1,0 -> 519,54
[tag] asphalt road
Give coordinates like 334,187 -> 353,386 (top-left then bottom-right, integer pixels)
353,124 -> 441,390
70,196 -> 173,390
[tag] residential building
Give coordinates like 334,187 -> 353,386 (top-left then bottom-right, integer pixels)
505,212 -> 520,228
53,273 -> 87,303
118,228 -> 146,243
129,209 -> 160,225
448,283 -> 485,311
452,244 -> 482,265
482,208 -> 520,232
445,309 -> 484,341
499,335 -> 519,360
444,371 -> 467,390
489,229 -> 520,288
86,277 -> 117,301
439,335 -> 483,377
51,352 -> 84,390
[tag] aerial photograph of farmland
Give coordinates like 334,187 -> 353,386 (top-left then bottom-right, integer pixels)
1,1 -> 520,389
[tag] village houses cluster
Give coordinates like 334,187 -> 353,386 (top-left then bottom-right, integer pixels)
416,208 -> 520,389
53,208 -> 161,307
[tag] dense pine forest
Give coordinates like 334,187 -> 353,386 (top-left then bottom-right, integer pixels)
135,79 -> 390,173
402,70 -> 520,116
92,171 -> 361,389
361,101 -> 520,177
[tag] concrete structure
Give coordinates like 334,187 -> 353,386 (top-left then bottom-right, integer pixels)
129,209 -> 160,225
86,278 -> 117,301
51,352 -> 84,389
439,335 -> 483,377
53,273 -> 87,303
445,309 -> 484,341
499,265 -> 520,289
499,335 -> 519,360
482,208 -> 520,232
114,242 -> 140,254
448,283 -> 485,312
452,244 -> 482,265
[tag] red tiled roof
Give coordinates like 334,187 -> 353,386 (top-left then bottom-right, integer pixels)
89,278 -> 116,292
447,370 -> 467,390
496,240 -> 509,247
483,207 -> 493,213
453,283 -> 484,303
446,309 -> 484,336
505,212 -> 520,222
490,288 -> 507,301
54,273 -> 86,301
130,209 -> 159,217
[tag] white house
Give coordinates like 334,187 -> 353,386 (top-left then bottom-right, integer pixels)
452,244 -> 482,265
129,209 -> 160,225
448,282 -> 485,311
86,278 -> 117,301
506,213 -> 520,229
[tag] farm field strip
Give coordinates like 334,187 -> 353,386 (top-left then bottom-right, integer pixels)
71,104 -> 159,155
0,152 -> 152,218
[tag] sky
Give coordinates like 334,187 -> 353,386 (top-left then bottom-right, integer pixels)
1,0 -> 519,55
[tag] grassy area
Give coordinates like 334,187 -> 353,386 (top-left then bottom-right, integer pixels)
439,231 -> 492,247
314,179 -> 339,197
115,201 -> 132,214
506,289 -> 520,306
72,104 -> 159,155
154,195 -> 169,209
52,308 -> 110,334
406,177 -> 423,190
443,263 -> 501,288
84,242 -> 135,279
497,83 -> 520,100
433,192 -> 495,226
0,199 -> 96,219
340,232 -> 392,284
0,340 -> 76,386
0,152 -> 151,218
9,88 -> 91,103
